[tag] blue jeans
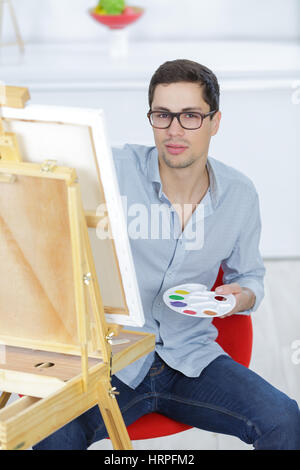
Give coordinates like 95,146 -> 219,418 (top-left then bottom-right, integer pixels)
33,353 -> 300,450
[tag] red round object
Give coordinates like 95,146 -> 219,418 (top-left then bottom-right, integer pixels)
90,6 -> 144,30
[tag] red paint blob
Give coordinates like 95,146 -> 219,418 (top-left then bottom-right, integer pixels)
183,309 -> 197,315
214,296 -> 226,301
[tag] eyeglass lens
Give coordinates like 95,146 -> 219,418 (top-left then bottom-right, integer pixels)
150,112 -> 203,129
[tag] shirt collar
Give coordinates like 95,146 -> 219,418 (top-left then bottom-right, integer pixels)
146,147 -> 221,209
147,147 -> 161,184
206,157 -> 221,210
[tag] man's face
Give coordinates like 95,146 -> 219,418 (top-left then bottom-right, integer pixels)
151,81 -> 221,169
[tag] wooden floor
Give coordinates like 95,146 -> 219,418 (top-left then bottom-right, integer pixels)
5,259 -> 300,450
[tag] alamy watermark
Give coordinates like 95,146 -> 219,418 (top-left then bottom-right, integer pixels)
291,80 -> 300,105
291,339 -> 300,365
96,196 -> 205,251
0,81 -> 6,106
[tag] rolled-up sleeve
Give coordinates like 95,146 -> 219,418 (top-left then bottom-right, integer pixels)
221,192 -> 266,315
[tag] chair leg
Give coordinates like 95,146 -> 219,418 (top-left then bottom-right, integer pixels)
97,377 -> 133,450
0,391 -> 11,409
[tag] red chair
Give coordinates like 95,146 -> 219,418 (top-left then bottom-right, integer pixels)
125,267 -> 253,440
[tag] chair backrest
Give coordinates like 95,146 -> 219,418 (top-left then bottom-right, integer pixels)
211,267 -> 253,369
126,267 -> 253,440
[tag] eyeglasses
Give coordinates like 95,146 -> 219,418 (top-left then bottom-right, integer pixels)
147,110 -> 216,130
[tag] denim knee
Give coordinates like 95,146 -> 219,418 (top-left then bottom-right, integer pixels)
33,418 -> 88,450
33,405 -> 102,450
254,396 -> 300,450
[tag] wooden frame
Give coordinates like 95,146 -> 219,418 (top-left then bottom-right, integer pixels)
0,86 -> 29,161
0,104 -> 145,327
0,160 -> 155,450
0,86 -> 30,109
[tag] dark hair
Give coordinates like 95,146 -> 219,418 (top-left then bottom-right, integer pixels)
148,59 -> 220,114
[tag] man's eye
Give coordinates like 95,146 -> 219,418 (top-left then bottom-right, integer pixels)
184,113 -> 197,119
157,113 -> 170,119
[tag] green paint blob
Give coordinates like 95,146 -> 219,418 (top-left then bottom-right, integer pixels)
169,295 -> 184,300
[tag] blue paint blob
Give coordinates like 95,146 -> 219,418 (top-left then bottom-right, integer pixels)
170,301 -> 187,307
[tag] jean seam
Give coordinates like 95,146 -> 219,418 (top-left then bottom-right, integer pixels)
149,364 -> 165,377
121,392 -> 156,415
156,393 -> 262,437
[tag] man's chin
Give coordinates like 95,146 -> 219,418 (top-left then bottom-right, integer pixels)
161,153 -> 195,169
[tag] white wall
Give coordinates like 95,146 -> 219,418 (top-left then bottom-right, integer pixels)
2,0 -> 300,43
23,76 -> 300,259
1,1 -> 300,257
1,0 -> 300,451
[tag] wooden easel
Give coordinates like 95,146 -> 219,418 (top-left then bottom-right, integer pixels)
0,88 -> 155,450
0,85 -> 30,161
0,0 -> 24,53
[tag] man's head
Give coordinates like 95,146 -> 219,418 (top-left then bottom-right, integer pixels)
148,59 -> 221,170
148,59 -> 220,113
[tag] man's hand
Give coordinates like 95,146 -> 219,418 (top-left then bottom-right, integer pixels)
214,283 -> 256,318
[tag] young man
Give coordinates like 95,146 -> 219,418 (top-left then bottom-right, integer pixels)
34,60 -> 300,450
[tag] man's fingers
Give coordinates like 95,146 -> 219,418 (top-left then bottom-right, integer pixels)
215,283 -> 242,295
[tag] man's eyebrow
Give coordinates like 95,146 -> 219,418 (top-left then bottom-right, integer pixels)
152,107 -> 171,111
151,106 -> 204,112
182,107 -> 204,112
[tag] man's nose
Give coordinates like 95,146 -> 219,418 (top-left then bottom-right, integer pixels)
166,116 -> 185,136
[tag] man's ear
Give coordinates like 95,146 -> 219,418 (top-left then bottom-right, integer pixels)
211,111 -> 221,136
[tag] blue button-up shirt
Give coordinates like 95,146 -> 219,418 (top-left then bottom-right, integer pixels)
111,144 -> 265,389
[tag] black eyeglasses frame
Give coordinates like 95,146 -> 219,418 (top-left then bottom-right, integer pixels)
147,109 -> 217,130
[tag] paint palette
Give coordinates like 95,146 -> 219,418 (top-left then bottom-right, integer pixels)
163,283 -> 236,318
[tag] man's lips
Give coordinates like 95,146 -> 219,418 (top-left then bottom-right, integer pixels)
165,144 -> 188,155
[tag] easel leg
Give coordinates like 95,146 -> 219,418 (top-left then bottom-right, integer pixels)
97,378 -> 133,450
7,0 -> 24,52
0,391 -> 11,409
